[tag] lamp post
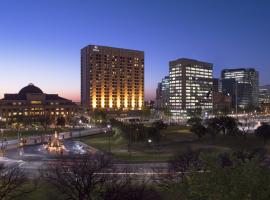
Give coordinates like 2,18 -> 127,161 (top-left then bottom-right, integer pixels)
0,128 -> 4,157
148,138 -> 154,152
128,125 -> 132,157
107,124 -> 111,153
235,81 -> 238,118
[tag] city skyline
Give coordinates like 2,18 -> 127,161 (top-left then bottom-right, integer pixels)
1,0 -> 270,101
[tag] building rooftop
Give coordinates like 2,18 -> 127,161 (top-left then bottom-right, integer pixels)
0,84 -> 75,104
169,58 -> 213,67
18,83 -> 43,95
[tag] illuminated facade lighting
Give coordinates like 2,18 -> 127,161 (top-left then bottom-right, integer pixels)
81,45 -> 144,111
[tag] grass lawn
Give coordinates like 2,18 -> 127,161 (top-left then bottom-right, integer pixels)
79,133 -> 127,152
16,182 -> 64,200
80,124 -> 270,162
80,125 -> 194,162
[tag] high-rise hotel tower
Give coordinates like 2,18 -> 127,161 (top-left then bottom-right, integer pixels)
169,58 -> 213,117
81,45 -> 144,111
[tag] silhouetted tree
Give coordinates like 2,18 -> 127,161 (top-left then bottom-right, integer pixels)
56,116 -> 66,127
91,110 -> 107,124
42,154 -> 111,200
219,116 -> 238,136
141,107 -> 151,120
205,117 -> 222,141
42,154 -> 156,200
255,123 -> 270,145
39,115 -> 52,130
0,163 -> 37,200
190,123 -> 207,140
152,121 -> 167,130
187,117 -> 206,140
187,117 -> 202,127
158,150 -> 270,200
103,169 -> 161,200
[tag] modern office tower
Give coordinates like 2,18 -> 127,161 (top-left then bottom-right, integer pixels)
155,76 -> 170,109
81,45 -> 144,111
259,85 -> 270,104
212,78 -> 232,112
169,58 -> 213,117
213,78 -> 223,93
212,78 -> 220,93
221,68 -> 259,109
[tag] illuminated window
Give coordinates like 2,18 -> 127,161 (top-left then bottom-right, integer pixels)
31,101 -> 42,104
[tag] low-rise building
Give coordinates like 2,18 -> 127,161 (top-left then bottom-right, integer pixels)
0,84 -> 77,123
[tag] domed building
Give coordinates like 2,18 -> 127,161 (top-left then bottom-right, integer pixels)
0,84 -> 77,123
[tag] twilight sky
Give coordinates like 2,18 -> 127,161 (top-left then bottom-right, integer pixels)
0,0 -> 270,102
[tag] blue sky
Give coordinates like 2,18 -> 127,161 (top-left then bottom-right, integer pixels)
0,0 -> 270,101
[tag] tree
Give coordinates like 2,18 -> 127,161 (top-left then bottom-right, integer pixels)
187,117 -> 206,140
147,127 -> 161,149
42,154 -> 157,200
152,121 -> 167,130
91,110 -> 107,124
218,116 -> 238,136
102,169 -> 161,200
190,123 -> 207,140
0,163 -> 37,200
39,115 -> 52,130
188,107 -> 202,118
0,120 -> 6,129
187,117 -> 202,127
42,154 -> 111,200
205,117 -> 221,141
68,116 -> 78,128
255,123 -> 270,145
238,115 -> 255,137
103,184 -> 161,200
141,107 -> 151,121
80,115 -> 89,124
159,151 -> 270,200
169,150 -> 201,179
56,116 -> 66,127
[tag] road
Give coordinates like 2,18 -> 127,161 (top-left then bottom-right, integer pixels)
0,126 -> 169,178
1,127 -> 108,150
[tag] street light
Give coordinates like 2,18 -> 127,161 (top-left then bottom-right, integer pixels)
108,130 -> 111,154
0,128 -> 4,157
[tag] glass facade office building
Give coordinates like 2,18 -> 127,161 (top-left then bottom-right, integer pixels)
155,76 -> 170,109
221,68 -> 259,109
169,58 -> 213,118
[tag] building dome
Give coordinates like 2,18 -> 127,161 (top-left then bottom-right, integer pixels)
18,83 -> 43,95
